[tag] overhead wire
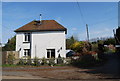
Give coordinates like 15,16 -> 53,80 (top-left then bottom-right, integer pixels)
75,1 -> 117,41
76,0 -> 86,25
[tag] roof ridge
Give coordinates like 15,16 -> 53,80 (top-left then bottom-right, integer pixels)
35,20 -> 55,21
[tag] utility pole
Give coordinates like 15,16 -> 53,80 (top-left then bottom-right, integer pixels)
86,24 -> 89,42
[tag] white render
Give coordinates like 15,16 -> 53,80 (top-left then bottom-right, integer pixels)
16,31 -> 66,58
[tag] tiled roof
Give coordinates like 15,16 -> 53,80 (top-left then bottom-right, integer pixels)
14,20 -> 67,33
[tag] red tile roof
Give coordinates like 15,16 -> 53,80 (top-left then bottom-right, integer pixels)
14,20 -> 67,33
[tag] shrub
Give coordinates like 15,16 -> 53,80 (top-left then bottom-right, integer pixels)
17,59 -> 24,65
71,54 -> 99,67
25,56 -> 32,65
57,57 -> 64,64
17,56 -> 32,65
7,53 -> 15,65
48,58 -> 56,66
33,57 -> 40,66
41,57 -> 47,65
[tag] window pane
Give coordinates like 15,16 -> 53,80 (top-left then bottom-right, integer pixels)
28,34 -> 31,41
24,49 -> 30,57
25,34 -> 27,41
28,49 -> 31,56
24,33 -> 31,42
47,49 -> 55,58
47,52 -> 50,58
24,50 -> 26,56
51,50 -> 55,58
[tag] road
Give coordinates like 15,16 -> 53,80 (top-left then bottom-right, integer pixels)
2,52 -> 120,80
83,52 -> 120,79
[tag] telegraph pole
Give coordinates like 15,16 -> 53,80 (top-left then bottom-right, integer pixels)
86,24 -> 89,42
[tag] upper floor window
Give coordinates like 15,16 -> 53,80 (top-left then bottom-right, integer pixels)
24,33 -> 31,42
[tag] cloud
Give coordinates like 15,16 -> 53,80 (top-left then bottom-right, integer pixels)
72,27 -> 77,31
90,28 -> 111,35
75,27 -> 114,41
89,27 -> 114,39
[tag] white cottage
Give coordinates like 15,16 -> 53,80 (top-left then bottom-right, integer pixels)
14,20 -> 67,59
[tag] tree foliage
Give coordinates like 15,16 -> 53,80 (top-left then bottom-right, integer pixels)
103,38 -> 115,45
66,36 -> 77,49
2,36 -> 16,51
7,53 -> 15,64
66,36 -> 92,53
71,41 -> 85,53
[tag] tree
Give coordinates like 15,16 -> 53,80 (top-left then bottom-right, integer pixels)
71,41 -> 84,53
66,36 -> 77,49
103,38 -> 115,45
2,36 -> 16,51
71,41 -> 91,53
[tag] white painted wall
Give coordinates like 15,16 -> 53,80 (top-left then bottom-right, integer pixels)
16,31 -> 66,59
16,32 -> 30,58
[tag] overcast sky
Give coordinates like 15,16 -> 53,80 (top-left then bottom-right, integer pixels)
2,2 -> 118,43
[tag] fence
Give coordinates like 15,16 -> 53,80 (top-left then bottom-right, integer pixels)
3,58 -> 71,65
2,51 -> 72,65
2,51 -> 19,64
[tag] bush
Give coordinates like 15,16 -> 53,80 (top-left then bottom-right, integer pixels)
48,58 -> 56,66
41,57 -> 47,65
25,56 -> 32,65
71,54 -> 99,67
57,57 -> 64,64
33,57 -> 40,66
17,59 -> 24,65
17,56 -> 32,65
91,43 -> 98,52
7,53 -> 15,65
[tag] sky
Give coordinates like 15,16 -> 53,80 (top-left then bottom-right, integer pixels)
118,2 -> 120,27
2,2 -> 118,43
0,2 -> 2,44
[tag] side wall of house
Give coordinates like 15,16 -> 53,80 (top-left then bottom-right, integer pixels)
31,31 -> 66,58
16,32 -> 30,58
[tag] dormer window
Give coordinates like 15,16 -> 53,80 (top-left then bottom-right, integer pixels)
24,33 -> 31,42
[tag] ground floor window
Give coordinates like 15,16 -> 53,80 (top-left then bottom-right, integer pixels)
24,49 -> 30,57
47,49 -> 55,58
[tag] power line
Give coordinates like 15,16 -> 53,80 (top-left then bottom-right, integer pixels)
76,0 -> 89,41
76,0 -> 86,24
89,16 -> 117,26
